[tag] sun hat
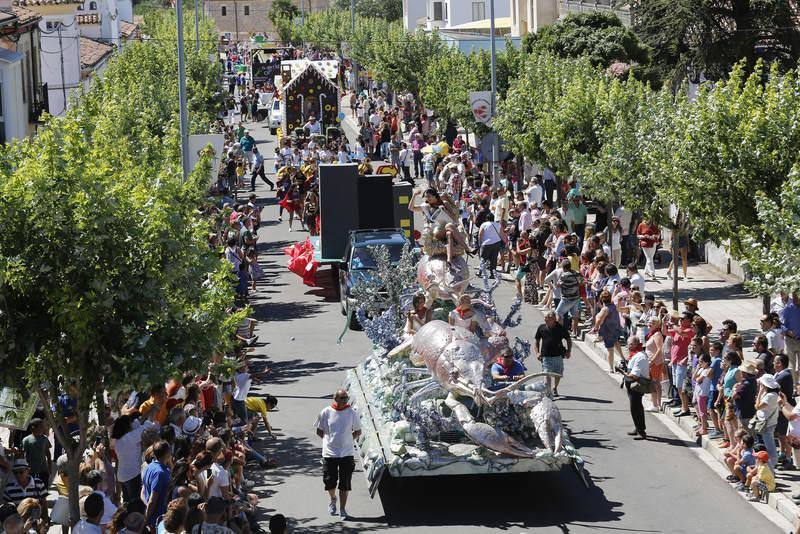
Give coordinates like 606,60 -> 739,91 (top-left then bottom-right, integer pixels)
739,360 -> 759,375
758,373 -> 779,389
685,297 -> 699,310
182,416 -> 202,436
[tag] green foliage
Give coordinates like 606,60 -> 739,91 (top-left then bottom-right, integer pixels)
630,0 -> 800,85
739,167 -> 800,294
0,10 -> 240,521
494,54 -> 602,175
523,12 -> 649,69
269,0 -> 299,28
666,62 -> 800,257
333,0 -> 402,22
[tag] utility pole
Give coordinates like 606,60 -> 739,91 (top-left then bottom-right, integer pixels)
489,0 -> 499,188
176,0 -> 191,182
57,23 -> 67,115
350,0 -> 357,93
234,0 -> 239,43
194,0 -> 200,52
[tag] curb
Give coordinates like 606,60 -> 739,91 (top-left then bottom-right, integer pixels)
572,330 -> 799,529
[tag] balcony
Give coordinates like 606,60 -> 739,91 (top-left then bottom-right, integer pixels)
30,82 -> 48,123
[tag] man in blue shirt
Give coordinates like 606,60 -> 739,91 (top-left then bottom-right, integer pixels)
491,348 -> 526,389
781,293 -> 800,379
142,441 -> 172,526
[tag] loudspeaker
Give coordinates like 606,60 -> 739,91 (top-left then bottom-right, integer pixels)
357,175 -> 394,229
319,164 -> 359,261
392,183 -> 414,239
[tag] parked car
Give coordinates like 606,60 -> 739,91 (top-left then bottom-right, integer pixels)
339,229 -> 410,329
268,99 -> 282,135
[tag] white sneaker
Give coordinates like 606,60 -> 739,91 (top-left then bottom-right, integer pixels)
328,500 -> 337,516
339,508 -> 349,519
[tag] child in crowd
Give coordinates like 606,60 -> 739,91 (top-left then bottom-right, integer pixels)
694,353 -> 712,436
247,249 -> 262,291
237,261 -> 249,301
746,450 -> 776,501
732,433 -> 757,489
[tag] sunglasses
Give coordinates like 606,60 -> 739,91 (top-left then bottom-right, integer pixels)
335,396 -> 349,401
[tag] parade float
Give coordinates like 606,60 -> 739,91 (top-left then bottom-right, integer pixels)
340,190 -> 586,496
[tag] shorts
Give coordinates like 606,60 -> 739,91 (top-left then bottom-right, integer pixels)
515,266 -> 527,280
541,356 -> 564,375
555,297 -> 580,319
672,364 -> 688,394
602,335 -> 619,349
777,412 -> 789,435
725,397 -> 737,421
697,396 -> 708,418
323,456 -> 355,491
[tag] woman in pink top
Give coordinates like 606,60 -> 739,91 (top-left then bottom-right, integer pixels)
645,318 -> 665,410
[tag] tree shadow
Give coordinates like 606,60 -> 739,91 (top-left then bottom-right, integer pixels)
251,301 -> 326,322
568,429 -> 618,451
265,358 -> 353,386
559,395 -> 614,404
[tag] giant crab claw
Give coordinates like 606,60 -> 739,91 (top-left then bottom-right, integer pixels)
446,393 -> 535,458
461,421 -> 536,458
531,396 -> 564,453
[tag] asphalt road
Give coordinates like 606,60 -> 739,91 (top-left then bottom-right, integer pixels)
241,119 -> 783,534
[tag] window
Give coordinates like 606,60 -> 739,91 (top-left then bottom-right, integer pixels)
89,1 -> 97,9
243,5 -> 249,15
221,5 -> 227,16
432,1 -> 443,21
471,2 -> 485,20
46,20 -> 62,30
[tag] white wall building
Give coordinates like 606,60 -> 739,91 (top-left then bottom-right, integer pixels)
0,47 -> 28,142
402,0 -> 427,31
423,0 -> 510,31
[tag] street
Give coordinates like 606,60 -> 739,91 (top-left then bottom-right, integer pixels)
244,119 -> 784,534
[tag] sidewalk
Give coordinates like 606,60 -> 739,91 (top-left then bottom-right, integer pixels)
570,260 -> 798,526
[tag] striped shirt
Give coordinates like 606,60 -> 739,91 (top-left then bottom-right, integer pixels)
3,475 -> 46,504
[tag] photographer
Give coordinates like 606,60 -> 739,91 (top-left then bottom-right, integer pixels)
622,336 -> 651,440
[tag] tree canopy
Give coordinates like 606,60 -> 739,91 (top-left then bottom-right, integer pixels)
334,0 -> 402,22
523,12 -> 649,68
629,0 -> 800,85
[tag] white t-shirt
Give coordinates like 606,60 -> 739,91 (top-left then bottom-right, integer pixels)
788,405 -> 800,437
629,272 -> 646,293
114,420 -> 159,483
758,392 -> 780,427
766,328 -> 785,353
696,368 -> 712,397
233,372 -> 251,402
208,462 -> 230,498
628,350 -> 650,379
314,406 -> 361,458
73,521 -> 102,534
94,490 -> 118,526
479,221 -> 503,246
615,206 -> 632,236
525,184 -> 543,208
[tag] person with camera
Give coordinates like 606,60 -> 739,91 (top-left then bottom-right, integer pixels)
622,336 -> 651,440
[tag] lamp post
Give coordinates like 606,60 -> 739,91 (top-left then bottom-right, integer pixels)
350,0 -> 357,94
489,0 -> 498,188
194,0 -> 200,52
176,0 -> 191,182
319,93 -> 327,133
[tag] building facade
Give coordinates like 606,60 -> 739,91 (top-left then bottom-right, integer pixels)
0,6 -> 46,138
205,0 -> 331,43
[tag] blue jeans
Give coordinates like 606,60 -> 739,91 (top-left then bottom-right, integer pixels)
671,364 -> 688,401
246,448 -> 266,465
555,297 -> 580,324
760,425 -> 778,468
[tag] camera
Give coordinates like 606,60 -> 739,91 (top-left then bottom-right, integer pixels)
614,359 -> 628,374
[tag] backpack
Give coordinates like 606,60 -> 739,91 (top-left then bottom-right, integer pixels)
559,270 -> 582,299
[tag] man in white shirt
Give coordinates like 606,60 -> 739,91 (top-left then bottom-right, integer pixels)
232,363 -> 252,424
626,263 -> 646,294
615,205 -> 633,262
524,176 -> 544,209
624,336 -> 650,440
368,111 -> 381,130
517,202 -> 533,233
315,389 -> 361,520
303,116 -> 322,135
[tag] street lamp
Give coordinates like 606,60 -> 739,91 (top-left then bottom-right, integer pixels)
176,0 -> 190,182
489,0 -> 498,187
319,93 -> 327,133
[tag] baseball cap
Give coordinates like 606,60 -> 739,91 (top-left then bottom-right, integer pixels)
755,450 -> 770,462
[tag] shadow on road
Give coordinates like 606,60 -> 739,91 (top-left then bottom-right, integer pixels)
266,358 -> 353,386
375,470 -> 623,529
252,301 -> 326,322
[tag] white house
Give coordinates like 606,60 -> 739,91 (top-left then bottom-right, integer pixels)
422,0 -> 510,31
402,0 -> 427,31
0,47 -> 27,142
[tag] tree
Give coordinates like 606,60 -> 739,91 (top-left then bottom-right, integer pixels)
667,62 -> 800,260
334,0 -> 402,22
369,27 -> 445,98
629,0 -> 800,85
269,0 -> 299,28
523,12 -> 650,70
739,167 -> 800,294
0,9 -> 241,523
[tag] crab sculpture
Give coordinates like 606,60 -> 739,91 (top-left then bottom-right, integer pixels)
394,320 -> 564,457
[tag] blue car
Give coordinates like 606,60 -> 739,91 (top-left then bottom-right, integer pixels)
339,228 -> 410,329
